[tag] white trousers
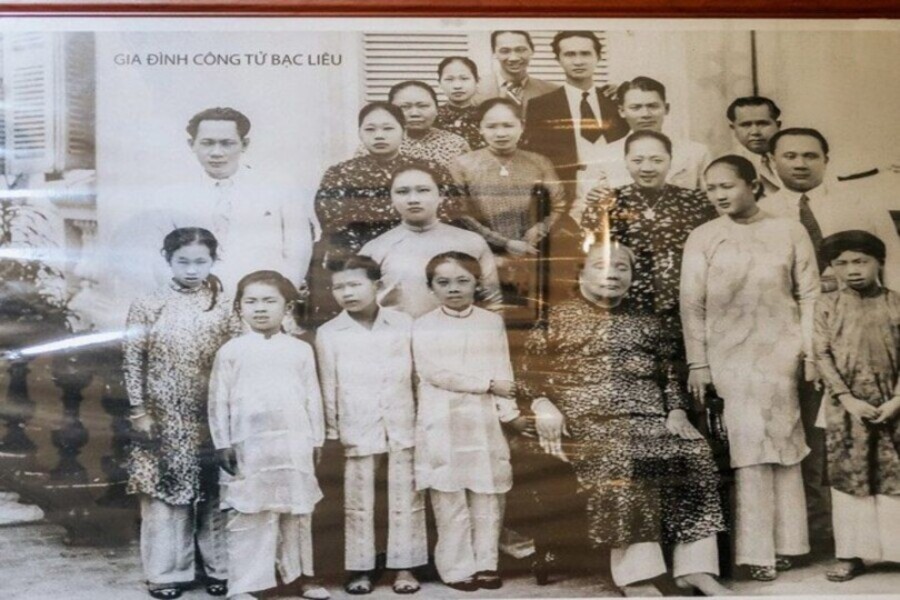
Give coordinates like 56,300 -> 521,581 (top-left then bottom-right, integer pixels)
344,448 -> 427,571
430,490 -> 504,584
609,536 -> 720,587
734,464 -> 810,566
832,488 -> 900,562
139,494 -> 227,589
226,511 -> 314,596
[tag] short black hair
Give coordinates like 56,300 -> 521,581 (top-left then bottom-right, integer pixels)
358,101 -> 406,129
624,130 -> 672,156
388,80 -> 439,107
437,56 -> 479,81
425,251 -> 482,288
551,31 -> 603,60
475,97 -> 523,126
769,127 -> 830,157
234,270 -> 299,313
326,254 -> 382,282
617,76 -> 667,106
726,96 -> 782,123
186,107 -> 251,140
389,160 -> 443,191
490,30 -> 535,52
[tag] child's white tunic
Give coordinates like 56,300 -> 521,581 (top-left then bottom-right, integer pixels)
209,331 -> 324,514
412,306 -> 519,494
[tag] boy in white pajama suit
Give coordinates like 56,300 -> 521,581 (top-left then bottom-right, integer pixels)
315,255 -> 427,594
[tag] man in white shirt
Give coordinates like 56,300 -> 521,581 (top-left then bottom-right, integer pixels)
760,126 -> 900,550
591,76 -> 711,192
727,96 -> 783,196
476,31 -> 559,119
180,107 -> 315,293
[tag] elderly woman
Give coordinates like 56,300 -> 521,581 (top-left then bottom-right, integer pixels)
387,80 -> 471,167
313,101 -> 462,321
517,239 -> 729,597
681,155 -> 819,581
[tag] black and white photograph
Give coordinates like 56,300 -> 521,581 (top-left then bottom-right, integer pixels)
0,16 -> 899,599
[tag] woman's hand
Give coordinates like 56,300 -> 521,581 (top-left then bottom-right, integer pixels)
489,379 -> 517,398
665,409 -> 704,440
506,239 -> 540,257
314,447 -> 323,466
872,397 -> 900,425
130,413 -> 155,436
838,394 -> 880,424
507,415 -> 537,437
804,359 -> 821,389
523,227 -> 543,248
687,367 -> 712,407
217,448 -> 238,476
533,398 -> 570,463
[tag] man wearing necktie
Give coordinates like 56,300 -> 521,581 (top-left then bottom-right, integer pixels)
475,31 -> 559,120
727,96 -> 784,196
759,126 -> 900,554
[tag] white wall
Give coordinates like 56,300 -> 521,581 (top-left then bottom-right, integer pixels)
94,31 -> 360,328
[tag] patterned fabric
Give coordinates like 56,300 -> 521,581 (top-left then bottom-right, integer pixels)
314,154 -> 462,257
517,296 -> 725,546
582,183 -> 717,315
435,104 -> 485,151
400,127 -> 471,167
681,213 -> 819,468
343,449 -> 428,570
123,281 -> 236,505
814,287 -> 900,496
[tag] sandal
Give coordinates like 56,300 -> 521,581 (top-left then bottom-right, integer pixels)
392,570 -> 420,595
205,577 -> 227,596
748,565 -> 777,582
148,588 -> 182,600
775,555 -> 794,571
301,581 -> 331,600
475,570 -> 503,590
826,558 -> 865,582
344,572 -> 373,595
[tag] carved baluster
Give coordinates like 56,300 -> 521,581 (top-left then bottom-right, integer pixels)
49,354 -> 92,483
0,358 -> 36,456
96,345 -> 133,508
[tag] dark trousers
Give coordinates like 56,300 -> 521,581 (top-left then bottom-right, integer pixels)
798,379 -> 833,549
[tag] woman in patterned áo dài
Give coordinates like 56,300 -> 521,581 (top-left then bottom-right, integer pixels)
312,101 -> 462,322
681,156 -> 818,581
389,80 -> 471,167
517,240 -> 729,598
435,56 -> 486,151
124,228 -> 238,599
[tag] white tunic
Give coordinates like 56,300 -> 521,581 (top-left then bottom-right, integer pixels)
412,306 -> 519,494
209,331 -> 324,514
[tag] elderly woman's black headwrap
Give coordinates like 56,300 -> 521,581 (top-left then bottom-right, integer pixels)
819,230 -> 886,265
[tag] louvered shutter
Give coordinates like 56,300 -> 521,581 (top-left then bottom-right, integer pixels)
3,32 -> 94,175
363,32 -> 470,103
526,31 -> 611,86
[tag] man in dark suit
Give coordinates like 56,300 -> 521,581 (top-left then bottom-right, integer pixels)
523,30 -> 629,208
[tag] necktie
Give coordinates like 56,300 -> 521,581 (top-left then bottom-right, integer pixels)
504,81 -> 524,105
798,193 -> 826,271
212,179 -> 233,243
580,91 -> 602,143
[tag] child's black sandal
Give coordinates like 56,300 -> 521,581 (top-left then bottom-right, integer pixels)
148,588 -> 182,600
205,577 -> 228,596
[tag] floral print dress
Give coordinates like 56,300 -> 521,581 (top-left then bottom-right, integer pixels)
814,287 -> 900,496
123,281 -> 236,505
435,104 -> 485,151
517,296 -> 725,546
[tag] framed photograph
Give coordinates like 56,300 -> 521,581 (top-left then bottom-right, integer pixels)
0,4 -> 899,598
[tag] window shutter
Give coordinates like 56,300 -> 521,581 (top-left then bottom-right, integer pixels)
526,31 -> 611,86
363,32 -> 470,103
3,32 -> 94,175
